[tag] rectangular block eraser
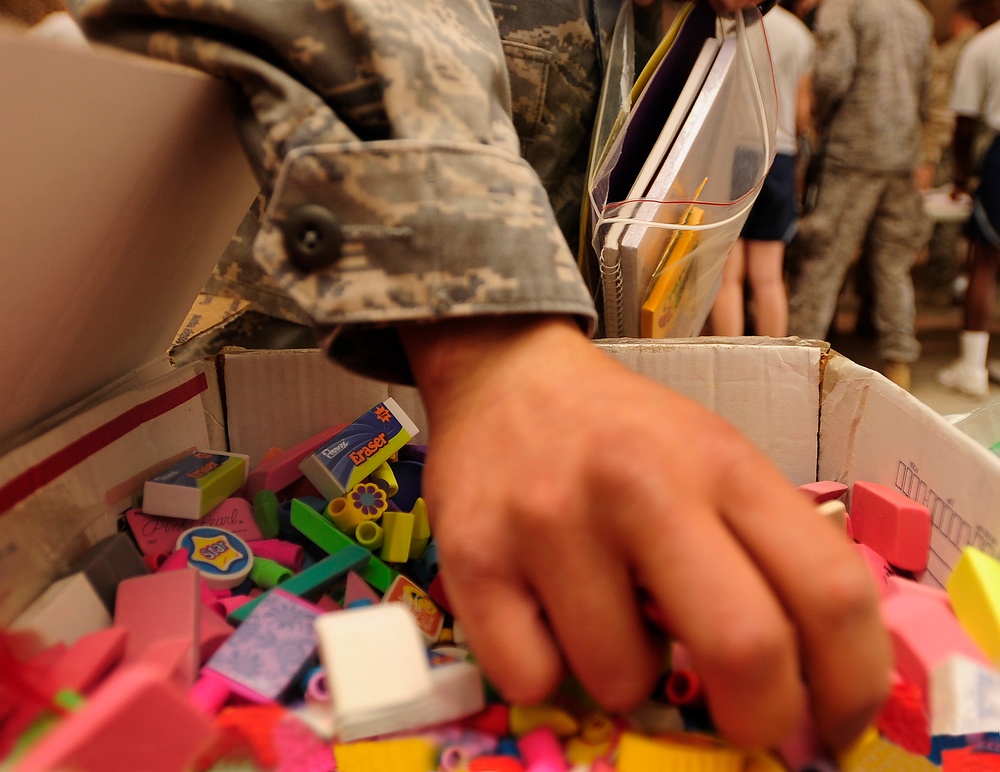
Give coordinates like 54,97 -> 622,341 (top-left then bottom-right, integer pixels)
947,546 -> 1000,665
850,481 -> 932,573
205,590 -> 319,702
9,573 -> 112,650
299,400 -> 419,500
114,568 -> 201,688
799,480 -> 848,504
244,423 -> 349,499
931,653 -> 1000,737
47,626 -> 128,695
881,590 -> 991,702
67,533 -> 150,613
141,450 -> 249,520
10,663 -> 215,772
315,604 -> 432,736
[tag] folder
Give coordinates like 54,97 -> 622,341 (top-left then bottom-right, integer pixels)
587,3 -> 777,339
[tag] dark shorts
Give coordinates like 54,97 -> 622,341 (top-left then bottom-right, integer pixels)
741,152 -> 798,243
968,135 -> 1000,249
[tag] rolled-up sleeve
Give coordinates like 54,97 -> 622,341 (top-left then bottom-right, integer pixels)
69,0 -> 598,382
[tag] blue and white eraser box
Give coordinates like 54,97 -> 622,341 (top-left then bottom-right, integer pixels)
142,450 -> 250,520
299,398 -> 419,500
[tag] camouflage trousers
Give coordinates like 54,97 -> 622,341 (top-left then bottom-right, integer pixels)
787,163 -> 929,364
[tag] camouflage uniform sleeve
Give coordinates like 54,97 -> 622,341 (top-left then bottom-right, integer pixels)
68,0 -> 598,383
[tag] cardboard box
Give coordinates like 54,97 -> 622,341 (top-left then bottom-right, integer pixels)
6,335 -> 1000,626
4,23 -> 1000,635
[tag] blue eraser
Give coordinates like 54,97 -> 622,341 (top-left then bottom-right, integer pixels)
176,525 -> 253,590
143,450 -> 249,520
298,400 -> 419,500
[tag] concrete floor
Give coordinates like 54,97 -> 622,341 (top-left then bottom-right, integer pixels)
822,265 -> 1000,421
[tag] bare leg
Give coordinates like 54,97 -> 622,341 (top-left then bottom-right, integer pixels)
963,238 -> 1000,331
746,240 -> 788,337
710,239 -> 748,336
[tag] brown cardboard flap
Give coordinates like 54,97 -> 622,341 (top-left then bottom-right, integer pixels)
0,25 -> 258,449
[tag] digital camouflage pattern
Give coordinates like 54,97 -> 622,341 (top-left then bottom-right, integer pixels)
811,0 -> 936,172
68,0 -> 651,381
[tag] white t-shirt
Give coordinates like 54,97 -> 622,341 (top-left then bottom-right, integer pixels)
763,6 -> 815,155
951,20 -> 1000,133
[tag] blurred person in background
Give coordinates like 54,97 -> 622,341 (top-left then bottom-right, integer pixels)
936,0 -> 1000,396
919,0 -> 981,307
708,3 -> 814,337
785,0 -> 936,391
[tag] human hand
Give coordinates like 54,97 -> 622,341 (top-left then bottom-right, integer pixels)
400,315 -> 892,752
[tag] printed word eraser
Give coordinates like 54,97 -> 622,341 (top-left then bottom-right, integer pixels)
176,526 -> 254,590
142,450 -> 249,520
299,400 -> 419,500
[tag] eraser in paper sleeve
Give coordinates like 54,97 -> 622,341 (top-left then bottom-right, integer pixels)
299,400 -> 418,500
142,450 -> 249,520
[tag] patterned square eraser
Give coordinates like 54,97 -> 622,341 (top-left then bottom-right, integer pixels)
203,589 -> 319,702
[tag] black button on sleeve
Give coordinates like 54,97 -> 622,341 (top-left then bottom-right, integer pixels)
284,205 -> 343,271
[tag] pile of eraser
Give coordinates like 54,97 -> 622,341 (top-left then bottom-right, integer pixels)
4,398 -> 1000,772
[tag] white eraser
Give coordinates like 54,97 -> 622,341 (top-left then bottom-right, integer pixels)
315,604 -> 432,727
9,572 -> 111,648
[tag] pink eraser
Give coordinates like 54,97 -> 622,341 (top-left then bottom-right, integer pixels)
850,481 -> 932,572
246,538 -> 304,572
114,568 -> 201,688
47,626 -> 128,695
885,575 -> 952,610
156,547 -> 191,573
200,607 -> 235,663
189,670 -> 232,715
517,727 -> 570,772
881,590 -> 991,702
344,571 -> 381,608
11,664 -> 216,772
139,637 -> 198,685
125,498 -> 263,556
799,480 -> 848,504
244,423 -> 349,499
855,543 -> 894,598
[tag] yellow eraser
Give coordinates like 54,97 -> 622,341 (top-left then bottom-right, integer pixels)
334,738 -> 436,772
947,547 -> 1000,664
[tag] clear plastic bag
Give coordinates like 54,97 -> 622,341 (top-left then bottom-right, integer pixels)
589,4 -> 776,338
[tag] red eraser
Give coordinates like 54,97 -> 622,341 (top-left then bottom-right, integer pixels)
11,664 -> 216,772
881,590 -> 991,702
427,573 -> 453,616
850,481 -> 932,572
877,679 -> 930,756
799,480 -> 848,504
243,423 -> 349,499
47,626 -> 127,695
